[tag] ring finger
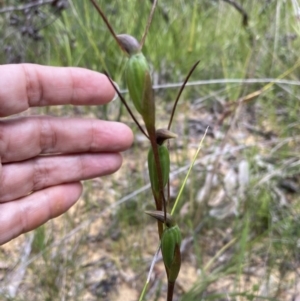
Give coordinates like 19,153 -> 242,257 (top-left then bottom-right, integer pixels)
0,152 -> 122,203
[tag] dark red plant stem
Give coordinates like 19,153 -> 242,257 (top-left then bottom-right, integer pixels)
140,0 -> 158,50
104,74 -> 149,139
142,72 -> 168,228
147,125 -> 167,236
167,281 -> 175,301
90,0 -> 127,53
167,60 -> 200,130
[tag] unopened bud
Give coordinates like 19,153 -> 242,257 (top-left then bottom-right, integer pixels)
145,210 -> 182,282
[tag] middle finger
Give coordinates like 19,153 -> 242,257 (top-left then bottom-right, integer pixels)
0,116 -> 133,163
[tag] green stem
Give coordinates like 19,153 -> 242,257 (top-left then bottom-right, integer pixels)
171,128 -> 208,215
138,282 -> 148,301
138,245 -> 161,301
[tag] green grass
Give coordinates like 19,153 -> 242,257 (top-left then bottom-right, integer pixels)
1,0 -> 300,300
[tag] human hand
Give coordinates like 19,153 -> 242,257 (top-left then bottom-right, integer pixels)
0,64 -> 133,245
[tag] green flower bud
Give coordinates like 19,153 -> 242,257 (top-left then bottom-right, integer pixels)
117,34 -> 151,116
161,224 -> 182,282
117,34 -> 155,134
148,145 -> 170,195
126,52 -> 150,116
145,210 -> 182,282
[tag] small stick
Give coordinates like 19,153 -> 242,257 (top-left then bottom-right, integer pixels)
0,0 -> 53,14
104,73 -> 150,139
89,0 -> 127,53
221,0 -> 248,26
168,60 -> 200,130
140,0 -> 158,49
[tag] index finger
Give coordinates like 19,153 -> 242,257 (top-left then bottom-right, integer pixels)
0,64 -> 116,117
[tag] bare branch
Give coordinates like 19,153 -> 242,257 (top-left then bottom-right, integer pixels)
168,60 -> 200,130
89,0 -> 127,54
221,0 -> 248,26
140,0 -> 158,49
0,0 -> 54,14
104,73 -> 150,139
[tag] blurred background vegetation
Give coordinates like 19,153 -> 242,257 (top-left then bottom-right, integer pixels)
0,0 -> 300,300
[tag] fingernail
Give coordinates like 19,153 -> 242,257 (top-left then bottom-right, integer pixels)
111,81 -> 120,101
